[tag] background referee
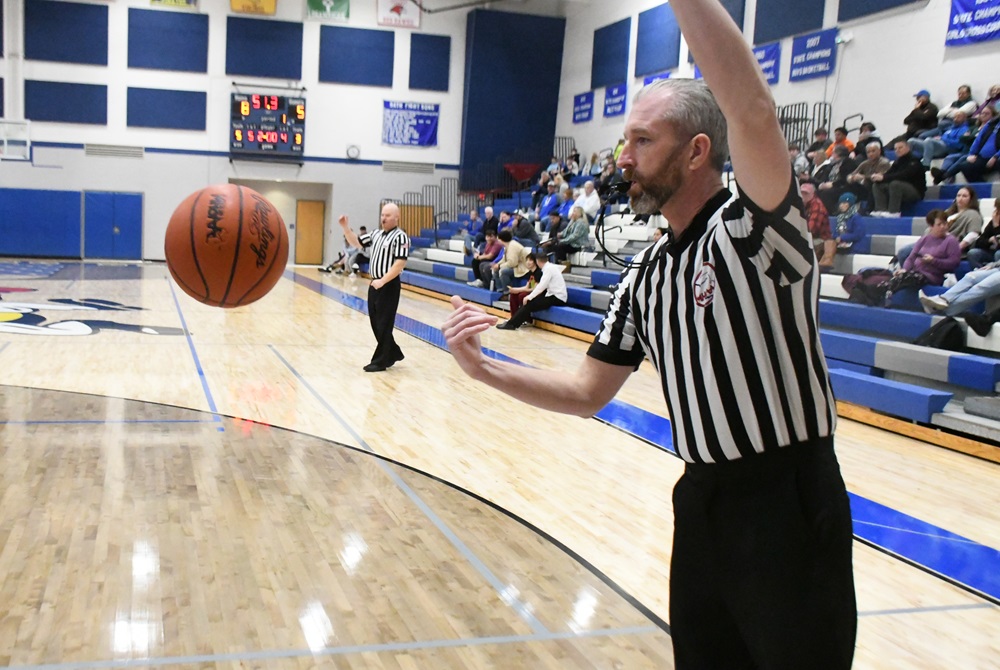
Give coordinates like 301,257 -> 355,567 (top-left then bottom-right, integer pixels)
339,204 -> 409,372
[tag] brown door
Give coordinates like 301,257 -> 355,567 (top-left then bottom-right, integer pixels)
295,200 -> 325,265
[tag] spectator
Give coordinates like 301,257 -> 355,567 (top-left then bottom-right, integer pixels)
507,255 -> 542,316
496,251 -> 568,330
968,201 -> 1000,269
596,161 -> 625,203
563,154 -> 581,178
492,229 -> 531,298
806,127 -> 832,169
481,206 -> 499,237
936,106 -> 1000,184
800,183 -> 834,268
462,209 -> 483,255
511,211 -> 540,247
853,122 -> 882,158
789,143 -> 810,180
545,156 -> 561,175
847,141 -> 890,210
582,152 -> 599,176
904,89 -> 939,139
574,181 -> 602,220
497,210 -> 514,234
920,262 -> 1000,317
466,231 -> 502,288
973,84 -> 1000,117
871,139 -> 926,215
935,84 -> 977,131
612,138 -> 625,162
945,185 -> 985,252
932,104 -> 995,184
833,193 -> 866,253
652,227 -> 668,243
815,144 -> 858,212
825,126 -> 856,159
536,181 -> 560,224
532,172 -> 551,209
557,186 -> 575,220
902,209 -> 961,287
909,111 -> 972,169
541,211 -> 565,242
352,226 -> 370,269
553,206 -> 591,266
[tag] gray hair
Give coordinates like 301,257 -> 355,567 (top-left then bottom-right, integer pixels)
633,78 -> 729,171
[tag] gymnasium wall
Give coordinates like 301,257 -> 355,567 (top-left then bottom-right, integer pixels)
556,0 -> 999,162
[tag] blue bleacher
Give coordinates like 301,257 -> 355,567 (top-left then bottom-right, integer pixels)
903,200 -> 952,217
936,183 -> 994,199
819,300 -> 935,340
591,269 -> 620,288
829,369 -> 951,423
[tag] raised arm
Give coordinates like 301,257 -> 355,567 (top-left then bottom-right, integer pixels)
672,0 -> 790,211
338,215 -> 361,249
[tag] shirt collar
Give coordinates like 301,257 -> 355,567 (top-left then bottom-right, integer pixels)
667,188 -> 733,257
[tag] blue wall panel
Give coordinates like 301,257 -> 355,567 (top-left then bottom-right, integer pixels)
319,26 -> 394,86
25,81 -> 107,125
25,0 -> 107,65
635,4 -> 680,77
226,17 -> 302,80
129,9 -> 209,73
461,9 -> 565,191
0,189 -> 81,258
127,88 -> 206,130
592,18 -> 631,90
410,33 -> 450,92
754,0 -> 824,44
839,0 -> 919,22
721,0 -> 747,30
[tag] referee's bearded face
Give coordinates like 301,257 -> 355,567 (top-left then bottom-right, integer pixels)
381,204 -> 400,230
618,93 -> 689,216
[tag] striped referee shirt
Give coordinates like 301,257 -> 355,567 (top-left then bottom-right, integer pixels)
360,226 -> 409,280
588,178 -> 836,464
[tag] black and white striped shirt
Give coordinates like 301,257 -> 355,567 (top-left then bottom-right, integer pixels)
360,226 -> 409,280
588,179 -> 836,464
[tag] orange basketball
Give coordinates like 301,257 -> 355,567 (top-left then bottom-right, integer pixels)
164,184 -> 289,308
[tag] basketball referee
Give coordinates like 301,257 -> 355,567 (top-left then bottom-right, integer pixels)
339,204 -> 409,372
442,0 -> 856,667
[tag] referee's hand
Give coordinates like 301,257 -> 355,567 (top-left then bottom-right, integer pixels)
442,295 -> 496,379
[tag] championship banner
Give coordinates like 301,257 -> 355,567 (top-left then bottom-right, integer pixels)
643,72 -> 671,86
383,101 -> 438,147
378,0 -> 420,29
789,28 -> 837,82
307,0 -> 349,21
604,84 -> 627,118
947,0 -> 1000,46
753,42 -> 781,86
152,0 -> 197,7
573,92 -> 594,124
230,0 -> 276,15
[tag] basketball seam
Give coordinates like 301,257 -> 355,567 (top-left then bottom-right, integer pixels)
235,205 -> 285,306
188,190 -> 210,301
220,185 -> 244,306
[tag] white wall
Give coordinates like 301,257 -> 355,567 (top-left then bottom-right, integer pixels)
556,0 -> 1000,157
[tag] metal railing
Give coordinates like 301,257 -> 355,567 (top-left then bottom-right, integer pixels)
0,120 -> 31,161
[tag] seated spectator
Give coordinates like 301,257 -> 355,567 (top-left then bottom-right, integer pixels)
462,209 -> 483,255
946,186 -> 984,252
853,122 -> 882,158
932,104 -> 994,184
652,227 -> 668,243
553,206 -> 591,266
507,255 -> 542,315
596,161 -> 626,204
816,144 -> 858,212
350,226 -> 370,270
466,231 -> 502,288
904,89 -> 939,139
937,106 -> 1000,184
574,181 -> 602,220
968,201 -> 1000,269
497,210 -> 514,234
532,172 -> 551,209
511,211 -> 540,248
973,84 -> 1000,117
541,211 -> 565,241
806,127 -> 832,171
492,229 -> 531,298
563,154 -> 581,178
847,141 -> 890,210
833,193 -> 866,252
920,219 -> 1000,316
320,232 -> 363,274
935,84 -> 978,132
789,143 -> 811,181
545,156 -> 561,176
902,209 -> 961,288
870,139 -> 926,215
800,183 -> 834,268
582,152 -> 599,177
909,111 -> 972,169
497,251 -> 568,330
536,181 -> 560,224
557,187 -> 574,220
825,127 -> 856,159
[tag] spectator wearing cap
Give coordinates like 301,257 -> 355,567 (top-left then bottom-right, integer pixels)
833,192 -> 865,253
824,127 -> 856,159
806,127 -> 832,170
536,182 -> 559,226
871,139 -> 926,215
904,89 -> 939,139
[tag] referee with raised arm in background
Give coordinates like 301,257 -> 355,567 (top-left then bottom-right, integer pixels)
339,203 -> 409,372
442,0 -> 856,667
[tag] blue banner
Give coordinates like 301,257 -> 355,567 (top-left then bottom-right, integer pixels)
790,28 -> 838,82
643,72 -> 671,86
573,91 -> 594,123
947,0 -> 1000,46
604,84 -> 627,117
753,42 -> 781,85
382,101 -> 438,147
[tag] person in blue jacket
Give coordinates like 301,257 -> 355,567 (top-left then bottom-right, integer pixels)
940,108 -> 1000,184
834,192 -> 866,253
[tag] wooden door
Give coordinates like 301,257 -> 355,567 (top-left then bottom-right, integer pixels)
295,200 -> 325,265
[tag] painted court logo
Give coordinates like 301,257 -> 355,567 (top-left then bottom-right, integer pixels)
0,296 -> 185,336
693,263 -> 717,307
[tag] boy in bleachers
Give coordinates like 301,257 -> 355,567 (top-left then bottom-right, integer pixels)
825,127 -> 855,159
833,193 -> 865,253
466,231 -> 502,288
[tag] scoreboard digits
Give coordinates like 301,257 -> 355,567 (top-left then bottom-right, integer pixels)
230,93 -> 305,161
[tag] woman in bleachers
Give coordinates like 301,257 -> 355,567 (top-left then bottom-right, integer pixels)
921,203 -> 1000,317
945,185 -> 985,254
833,193 -> 866,253
901,209 -> 962,289
967,198 -> 1000,268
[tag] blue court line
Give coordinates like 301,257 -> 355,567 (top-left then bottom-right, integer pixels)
166,279 -> 224,432
267,344 -> 549,635
0,342 -> 10,358
290,271 -> 1000,604
2,626 -> 659,670
0,419 -> 218,426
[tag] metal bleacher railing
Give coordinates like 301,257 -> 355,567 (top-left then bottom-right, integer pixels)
0,120 -> 31,161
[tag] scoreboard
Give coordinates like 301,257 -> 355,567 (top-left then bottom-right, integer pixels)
230,93 -> 305,161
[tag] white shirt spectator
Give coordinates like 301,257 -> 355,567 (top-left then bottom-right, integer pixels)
574,182 -> 602,218
528,260 -> 568,302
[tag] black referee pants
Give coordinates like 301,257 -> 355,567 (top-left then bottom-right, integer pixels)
367,277 -> 402,367
670,437 -> 856,669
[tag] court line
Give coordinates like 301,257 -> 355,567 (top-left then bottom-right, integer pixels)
859,603 -> 994,618
267,344 -> 550,635
2,626 -> 660,670
0,419 -> 218,426
289,271 -> 1000,605
165,279 -> 223,432
0,342 -> 10,358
